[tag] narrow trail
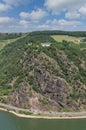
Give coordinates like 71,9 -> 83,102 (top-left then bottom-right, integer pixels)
0,102 -> 86,119
0,33 -> 28,51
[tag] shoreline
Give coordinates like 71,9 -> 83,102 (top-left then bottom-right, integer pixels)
0,107 -> 86,119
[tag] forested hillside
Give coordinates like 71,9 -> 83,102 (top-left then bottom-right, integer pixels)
0,31 -> 86,112
29,30 -> 86,37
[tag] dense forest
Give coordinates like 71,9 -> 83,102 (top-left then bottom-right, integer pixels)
29,30 -> 86,37
0,33 -> 23,40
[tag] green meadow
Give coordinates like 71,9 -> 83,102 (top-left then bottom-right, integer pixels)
52,35 -> 84,43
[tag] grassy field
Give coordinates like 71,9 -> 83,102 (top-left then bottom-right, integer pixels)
0,34 -> 27,51
52,35 -> 84,43
0,39 -> 17,51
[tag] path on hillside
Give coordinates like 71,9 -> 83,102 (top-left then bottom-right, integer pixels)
0,102 -> 86,118
0,34 -> 28,51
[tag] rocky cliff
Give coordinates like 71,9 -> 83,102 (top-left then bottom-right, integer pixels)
0,32 -> 86,112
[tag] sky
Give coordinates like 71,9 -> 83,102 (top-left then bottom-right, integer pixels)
0,0 -> 86,32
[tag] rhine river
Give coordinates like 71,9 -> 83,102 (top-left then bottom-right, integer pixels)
0,111 -> 86,130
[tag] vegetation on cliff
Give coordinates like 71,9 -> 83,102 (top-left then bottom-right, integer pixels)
0,31 -> 86,112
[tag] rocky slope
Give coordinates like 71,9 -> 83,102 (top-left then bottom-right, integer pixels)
0,32 -> 86,112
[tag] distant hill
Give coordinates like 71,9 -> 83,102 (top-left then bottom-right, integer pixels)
0,33 -> 23,40
0,31 -> 86,112
29,30 -> 86,37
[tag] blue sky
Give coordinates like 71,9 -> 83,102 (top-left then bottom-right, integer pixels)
0,0 -> 86,32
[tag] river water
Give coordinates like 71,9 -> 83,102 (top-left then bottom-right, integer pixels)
0,111 -> 86,130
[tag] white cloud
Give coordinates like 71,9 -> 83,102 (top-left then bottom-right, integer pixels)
0,17 -> 84,33
0,17 -> 30,32
20,9 -> 47,22
0,17 -> 13,25
20,12 -> 30,19
0,0 -> 26,11
45,19 -> 81,30
46,19 -> 58,25
19,20 -> 30,28
38,24 -> 49,29
65,11 -> 80,19
0,3 -> 11,11
58,19 -> 80,27
45,0 -> 86,14
79,5 -> 86,15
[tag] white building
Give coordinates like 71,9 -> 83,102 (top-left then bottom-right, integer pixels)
41,43 -> 51,47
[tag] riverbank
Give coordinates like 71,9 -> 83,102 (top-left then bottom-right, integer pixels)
0,107 -> 86,119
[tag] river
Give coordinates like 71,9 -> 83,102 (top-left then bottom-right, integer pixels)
0,111 -> 86,130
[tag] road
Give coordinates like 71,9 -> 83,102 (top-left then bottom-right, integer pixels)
0,102 -> 86,117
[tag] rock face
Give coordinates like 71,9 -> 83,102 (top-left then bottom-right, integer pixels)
0,33 -> 86,112
8,49 -> 86,112
8,81 -> 59,112
34,68 -> 71,106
